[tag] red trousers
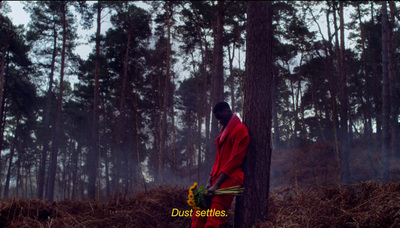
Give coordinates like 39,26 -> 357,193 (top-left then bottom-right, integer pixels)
191,177 -> 242,228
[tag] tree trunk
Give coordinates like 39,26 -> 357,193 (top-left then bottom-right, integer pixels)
159,1 -> 172,184
3,120 -> 18,198
235,2 -> 273,227
47,2 -> 67,202
0,17 -> 11,186
134,93 -> 143,188
195,56 -> 202,183
388,1 -> 399,159
88,1 -> 102,200
0,19 -> 10,141
113,23 -> 132,191
272,73 -> 280,149
193,8 -> 210,181
381,1 -> 390,181
209,0 -> 225,173
38,20 -> 58,199
71,141 -> 79,200
171,94 -> 176,184
228,44 -> 235,113
357,4 -> 373,140
339,1 -> 350,184
371,2 -> 382,147
327,2 -> 341,183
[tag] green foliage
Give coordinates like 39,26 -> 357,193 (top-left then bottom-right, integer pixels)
193,185 -> 209,209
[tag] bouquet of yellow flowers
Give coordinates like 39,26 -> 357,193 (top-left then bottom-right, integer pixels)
187,182 -> 244,210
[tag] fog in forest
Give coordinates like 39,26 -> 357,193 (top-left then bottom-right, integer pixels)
1,1 -> 399,204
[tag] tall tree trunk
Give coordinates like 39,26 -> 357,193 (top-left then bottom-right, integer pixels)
272,73 -> 280,149
209,0 -> 225,172
371,2 -> 382,147
290,74 -> 298,147
228,44 -> 235,113
38,20 -> 58,199
60,148 -> 66,200
88,1 -> 102,200
357,4 -> 373,140
3,119 -> 18,198
193,8 -> 210,181
381,1 -> 390,181
71,141 -> 79,200
0,19 -> 10,140
339,1 -> 350,184
235,2 -> 273,227
195,56 -> 202,183
171,94 -> 176,184
47,2 -> 67,202
330,2 -> 341,182
158,1 -> 172,183
134,93 -> 142,188
204,43 -> 212,182
150,70 -> 160,183
16,146 -> 21,197
104,148 -> 111,196
113,23 -> 132,191
0,17 -> 11,185
200,24 -> 210,183
310,76 -> 327,142
388,1 -> 399,159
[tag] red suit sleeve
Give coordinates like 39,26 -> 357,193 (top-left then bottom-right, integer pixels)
221,129 -> 249,177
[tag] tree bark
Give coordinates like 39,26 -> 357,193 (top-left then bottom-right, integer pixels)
88,1 -> 102,200
272,72 -> 280,149
388,1 -> 399,159
339,1 -> 350,184
235,2 -> 273,227
371,2 -> 382,147
357,4 -> 373,140
113,20 -> 132,191
37,15 -> 58,199
228,44 -> 235,113
47,2 -> 67,202
329,2 -> 341,182
0,19 -> 10,138
381,1 -> 390,181
209,0 -> 225,173
0,17 -> 11,186
71,141 -> 79,200
3,119 -> 18,198
192,4 -> 211,182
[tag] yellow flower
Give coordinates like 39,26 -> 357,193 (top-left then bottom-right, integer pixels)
188,192 -> 194,200
187,199 -> 195,207
190,182 -> 198,190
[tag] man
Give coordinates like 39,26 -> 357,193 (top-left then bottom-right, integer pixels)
191,101 -> 250,228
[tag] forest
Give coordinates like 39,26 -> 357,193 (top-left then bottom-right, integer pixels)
1,1 -> 400,227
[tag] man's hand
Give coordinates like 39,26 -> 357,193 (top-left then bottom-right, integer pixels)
207,184 -> 218,195
206,172 -> 229,195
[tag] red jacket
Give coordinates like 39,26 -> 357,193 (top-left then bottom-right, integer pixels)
210,114 -> 250,183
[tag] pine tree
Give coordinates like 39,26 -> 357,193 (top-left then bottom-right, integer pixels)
235,2 -> 273,227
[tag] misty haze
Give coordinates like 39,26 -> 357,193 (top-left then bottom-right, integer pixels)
0,1 -> 400,227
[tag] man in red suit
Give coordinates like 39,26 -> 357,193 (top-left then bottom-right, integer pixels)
191,101 -> 250,228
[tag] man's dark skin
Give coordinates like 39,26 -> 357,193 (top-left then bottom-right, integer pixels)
206,108 -> 233,195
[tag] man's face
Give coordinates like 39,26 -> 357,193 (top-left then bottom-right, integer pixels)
214,109 -> 232,127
